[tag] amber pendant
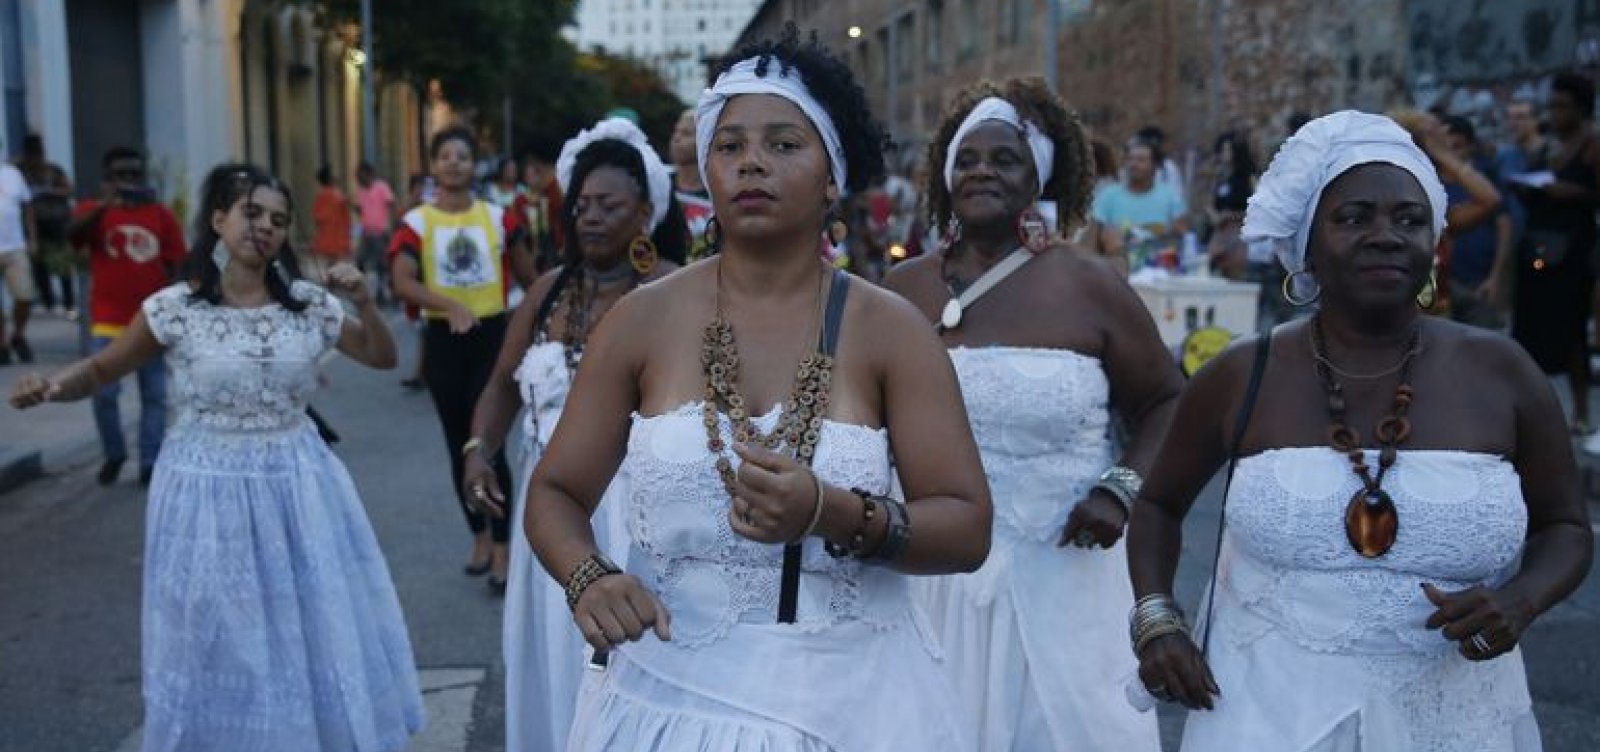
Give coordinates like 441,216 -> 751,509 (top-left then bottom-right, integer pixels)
1344,488 -> 1398,558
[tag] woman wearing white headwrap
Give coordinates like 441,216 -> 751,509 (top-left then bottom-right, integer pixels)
527,29 -> 988,751
886,77 -> 1172,752
1126,110 -> 1592,751
460,118 -> 683,752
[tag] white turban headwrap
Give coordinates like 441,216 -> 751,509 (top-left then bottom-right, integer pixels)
695,57 -> 847,192
556,117 -> 672,232
941,97 -> 1056,196
1242,110 -> 1448,280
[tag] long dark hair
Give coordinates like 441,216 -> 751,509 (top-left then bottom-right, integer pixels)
187,163 -> 306,312
559,138 -> 688,268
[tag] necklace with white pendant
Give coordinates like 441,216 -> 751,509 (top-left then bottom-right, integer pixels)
937,245 -> 1037,332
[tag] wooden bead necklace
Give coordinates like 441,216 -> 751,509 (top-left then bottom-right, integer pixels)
1310,315 -> 1421,558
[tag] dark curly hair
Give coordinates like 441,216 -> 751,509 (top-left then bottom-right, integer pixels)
186,163 -> 305,312
561,138 -> 689,267
714,24 -> 890,194
924,77 -> 1095,237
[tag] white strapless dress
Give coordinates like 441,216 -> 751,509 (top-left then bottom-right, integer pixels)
504,342 -> 630,752
913,346 -> 1160,751
565,404 -> 973,752
1184,447 -> 1540,752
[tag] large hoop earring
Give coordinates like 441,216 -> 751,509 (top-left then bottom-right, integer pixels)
1282,269 -> 1321,306
1016,207 -> 1049,253
1416,258 -> 1439,310
628,234 -> 659,275
939,219 -> 963,255
704,215 -> 722,254
828,212 -> 849,246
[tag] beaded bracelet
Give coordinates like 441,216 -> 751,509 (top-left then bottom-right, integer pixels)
564,554 -> 622,610
825,488 -> 878,558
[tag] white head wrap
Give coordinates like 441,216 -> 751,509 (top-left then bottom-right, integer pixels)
1242,110 -> 1448,280
941,97 -> 1056,196
556,117 -> 672,231
695,57 -> 847,192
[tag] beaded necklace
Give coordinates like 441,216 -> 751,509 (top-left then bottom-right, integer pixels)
1311,315 -> 1421,558
701,260 -> 832,497
552,263 -> 638,373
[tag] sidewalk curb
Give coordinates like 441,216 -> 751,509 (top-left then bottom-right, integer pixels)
0,421 -> 128,496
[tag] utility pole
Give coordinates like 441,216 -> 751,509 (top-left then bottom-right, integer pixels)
361,0 -> 377,164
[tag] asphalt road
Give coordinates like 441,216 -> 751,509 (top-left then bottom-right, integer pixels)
2,322 -> 1598,751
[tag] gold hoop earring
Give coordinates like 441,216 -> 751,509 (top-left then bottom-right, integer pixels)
704,215 -> 722,252
1282,269 -> 1321,306
828,214 -> 849,245
1416,256 -> 1440,310
628,234 -> 659,275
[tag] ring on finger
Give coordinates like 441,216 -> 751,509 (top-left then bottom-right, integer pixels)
1468,633 -> 1492,655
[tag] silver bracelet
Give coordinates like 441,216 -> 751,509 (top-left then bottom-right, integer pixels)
1094,465 -> 1143,511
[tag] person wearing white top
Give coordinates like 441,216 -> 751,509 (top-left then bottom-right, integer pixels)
0,162 -> 37,364
1128,111 -> 1592,751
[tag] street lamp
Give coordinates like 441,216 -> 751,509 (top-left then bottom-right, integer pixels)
847,25 -> 862,39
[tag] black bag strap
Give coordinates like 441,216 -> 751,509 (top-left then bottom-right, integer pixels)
1199,330 -> 1271,655
532,265 -> 578,337
778,270 -> 851,624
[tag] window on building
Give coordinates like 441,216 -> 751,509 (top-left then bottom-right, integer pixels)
875,28 -> 889,86
925,0 -> 943,71
698,18 -> 707,31
957,0 -> 979,59
896,15 -> 915,75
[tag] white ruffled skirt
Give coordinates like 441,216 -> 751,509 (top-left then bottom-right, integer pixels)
140,424 -> 424,752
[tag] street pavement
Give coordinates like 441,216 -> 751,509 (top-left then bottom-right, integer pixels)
1,309 -> 1599,751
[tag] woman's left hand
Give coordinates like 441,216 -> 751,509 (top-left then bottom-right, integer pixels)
727,443 -> 819,544
325,262 -> 371,306
1059,489 -> 1129,549
1423,582 -> 1534,661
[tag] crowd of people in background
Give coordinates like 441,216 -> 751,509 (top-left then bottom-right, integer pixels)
4,21 -> 1600,751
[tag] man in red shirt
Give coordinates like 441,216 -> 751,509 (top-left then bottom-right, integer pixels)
67,146 -> 187,486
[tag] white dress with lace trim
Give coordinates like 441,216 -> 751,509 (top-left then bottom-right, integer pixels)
913,346 -> 1159,751
1183,447 -> 1539,752
565,403 -> 972,752
136,283 -> 424,752
504,341 -> 630,752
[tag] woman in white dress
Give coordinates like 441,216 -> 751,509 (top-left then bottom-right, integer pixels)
886,78 -> 1174,751
526,29 -> 993,751
1127,111 -> 1594,751
461,118 -> 682,752
11,164 -> 424,751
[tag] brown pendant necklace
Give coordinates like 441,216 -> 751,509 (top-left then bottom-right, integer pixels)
701,261 -> 833,498
1310,315 -> 1422,559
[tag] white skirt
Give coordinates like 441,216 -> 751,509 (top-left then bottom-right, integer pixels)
503,439 -> 630,752
914,537 -> 1160,751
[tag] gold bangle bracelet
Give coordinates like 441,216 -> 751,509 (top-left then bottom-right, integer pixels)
792,468 -> 826,543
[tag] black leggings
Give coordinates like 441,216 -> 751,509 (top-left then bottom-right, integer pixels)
423,313 -> 514,543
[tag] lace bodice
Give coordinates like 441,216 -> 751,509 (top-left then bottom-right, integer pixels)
622,403 -> 912,648
1218,448 -> 1527,656
143,282 -> 344,433
948,347 -> 1113,542
513,340 -> 572,449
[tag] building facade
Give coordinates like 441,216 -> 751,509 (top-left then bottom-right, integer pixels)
736,0 -> 1589,186
570,0 -> 766,104
4,0 -> 427,239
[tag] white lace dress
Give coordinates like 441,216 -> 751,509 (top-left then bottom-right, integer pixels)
138,283 -> 424,752
504,341 -> 630,752
565,404 -> 973,752
913,347 -> 1160,751
1185,447 -> 1539,752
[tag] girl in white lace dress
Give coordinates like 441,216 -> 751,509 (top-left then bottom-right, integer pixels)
526,31 -> 992,751
1127,112 -> 1593,752
11,165 -> 424,752
886,78 -> 1173,751
461,119 -> 682,752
